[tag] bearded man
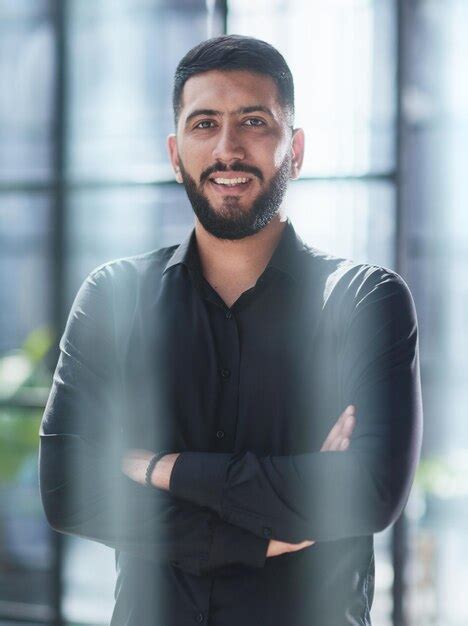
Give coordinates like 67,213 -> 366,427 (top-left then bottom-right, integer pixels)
39,34 -> 422,626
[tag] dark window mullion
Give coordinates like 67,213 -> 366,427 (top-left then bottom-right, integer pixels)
49,1 -> 68,626
0,170 -> 398,195
391,2 -> 408,626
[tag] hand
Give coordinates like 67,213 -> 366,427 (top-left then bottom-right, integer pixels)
266,538 -> 315,558
266,404 -> 356,558
319,403 -> 356,452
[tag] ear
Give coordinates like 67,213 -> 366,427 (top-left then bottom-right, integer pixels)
167,134 -> 183,183
290,128 -> 305,180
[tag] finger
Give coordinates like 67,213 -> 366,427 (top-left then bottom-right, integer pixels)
321,417 -> 346,451
289,540 -> 314,552
341,414 -> 356,438
321,407 -> 356,451
321,416 -> 356,452
326,434 -> 349,452
327,419 -> 354,451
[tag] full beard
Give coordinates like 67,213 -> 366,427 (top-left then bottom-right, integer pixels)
178,154 -> 292,240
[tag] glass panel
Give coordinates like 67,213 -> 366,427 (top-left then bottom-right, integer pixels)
228,0 -> 396,177
62,182 -> 194,623
288,180 -> 396,626
286,179 -> 396,268
66,0 -> 221,182
65,179 -> 396,305
0,1 -> 55,183
0,409 -> 54,621
65,183 -> 193,303
400,2 -> 468,624
62,179 -> 396,624
374,527 -> 393,626
0,193 -> 53,355
62,536 -> 115,626
0,0 -> 51,18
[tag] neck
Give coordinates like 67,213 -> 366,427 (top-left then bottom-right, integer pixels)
194,211 -> 288,285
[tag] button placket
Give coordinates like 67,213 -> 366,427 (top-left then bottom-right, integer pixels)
214,302 -> 240,453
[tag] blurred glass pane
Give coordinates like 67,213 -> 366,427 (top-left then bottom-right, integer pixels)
0,409 -> 54,621
0,193 -> 53,354
62,181 -> 193,624
66,183 -> 194,302
0,0 -> 51,18
67,0 -> 221,181
229,0 -> 396,177
373,527 -> 393,626
405,459 -> 468,626
66,180 -> 395,305
400,2 -> 468,624
286,179 -> 396,268
0,2 -> 55,182
62,535 -> 115,626
62,179 -> 396,625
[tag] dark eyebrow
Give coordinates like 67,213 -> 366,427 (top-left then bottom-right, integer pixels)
184,105 -> 275,127
185,109 -> 220,127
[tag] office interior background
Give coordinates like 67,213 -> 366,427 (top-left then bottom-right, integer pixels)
1,0 -> 467,625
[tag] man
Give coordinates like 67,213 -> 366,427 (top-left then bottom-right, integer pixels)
39,35 -> 422,625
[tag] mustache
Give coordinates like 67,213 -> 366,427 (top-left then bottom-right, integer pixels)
200,162 -> 264,184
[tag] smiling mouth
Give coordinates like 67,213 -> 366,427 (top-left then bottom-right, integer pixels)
208,176 -> 254,193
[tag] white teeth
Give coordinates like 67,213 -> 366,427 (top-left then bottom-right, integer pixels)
212,177 -> 250,185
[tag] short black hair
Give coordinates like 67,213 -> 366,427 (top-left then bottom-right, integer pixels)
172,34 -> 295,128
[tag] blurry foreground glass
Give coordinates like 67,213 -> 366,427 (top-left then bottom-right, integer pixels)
0,193 -> 53,353
65,183 -> 193,302
229,0 -> 397,177
66,0 -> 221,182
0,0 -> 55,183
0,409 -> 54,621
286,179 -> 396,269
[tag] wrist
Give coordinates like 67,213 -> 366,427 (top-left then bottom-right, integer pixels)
150,452 -> 181,491
145,451 -> 169,487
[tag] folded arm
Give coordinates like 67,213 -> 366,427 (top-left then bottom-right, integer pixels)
167,270 -> 424,544
38,268 -> 269,576
122,405 -> 357,557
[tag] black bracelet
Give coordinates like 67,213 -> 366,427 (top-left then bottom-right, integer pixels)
145,450 -> 170,487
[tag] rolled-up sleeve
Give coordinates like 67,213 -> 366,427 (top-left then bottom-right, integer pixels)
169,269 -> 423,544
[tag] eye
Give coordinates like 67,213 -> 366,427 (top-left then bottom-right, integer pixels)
243,118 -> 266,127
194,120 -> 215,130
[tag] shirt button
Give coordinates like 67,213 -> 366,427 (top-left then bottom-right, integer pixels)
196,613 -> 204,623
216,429 -> 225,439
263,526 -> 272,538
220,368 -> 231,378
225,309 -> 232,319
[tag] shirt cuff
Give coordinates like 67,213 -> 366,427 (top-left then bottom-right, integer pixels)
202,518 -> 269,575
169,451 -> 232,515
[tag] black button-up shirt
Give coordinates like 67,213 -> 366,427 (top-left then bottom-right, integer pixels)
39,218 -> 422,625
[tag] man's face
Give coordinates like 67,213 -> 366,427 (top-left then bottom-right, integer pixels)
167,69 -> 304,240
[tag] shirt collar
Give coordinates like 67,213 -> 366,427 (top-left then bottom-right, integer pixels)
162,217 -> 306,285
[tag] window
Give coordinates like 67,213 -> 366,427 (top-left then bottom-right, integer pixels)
3,1 -> 450,624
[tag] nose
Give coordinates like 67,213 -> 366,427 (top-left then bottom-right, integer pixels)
212,123 -> 245,164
